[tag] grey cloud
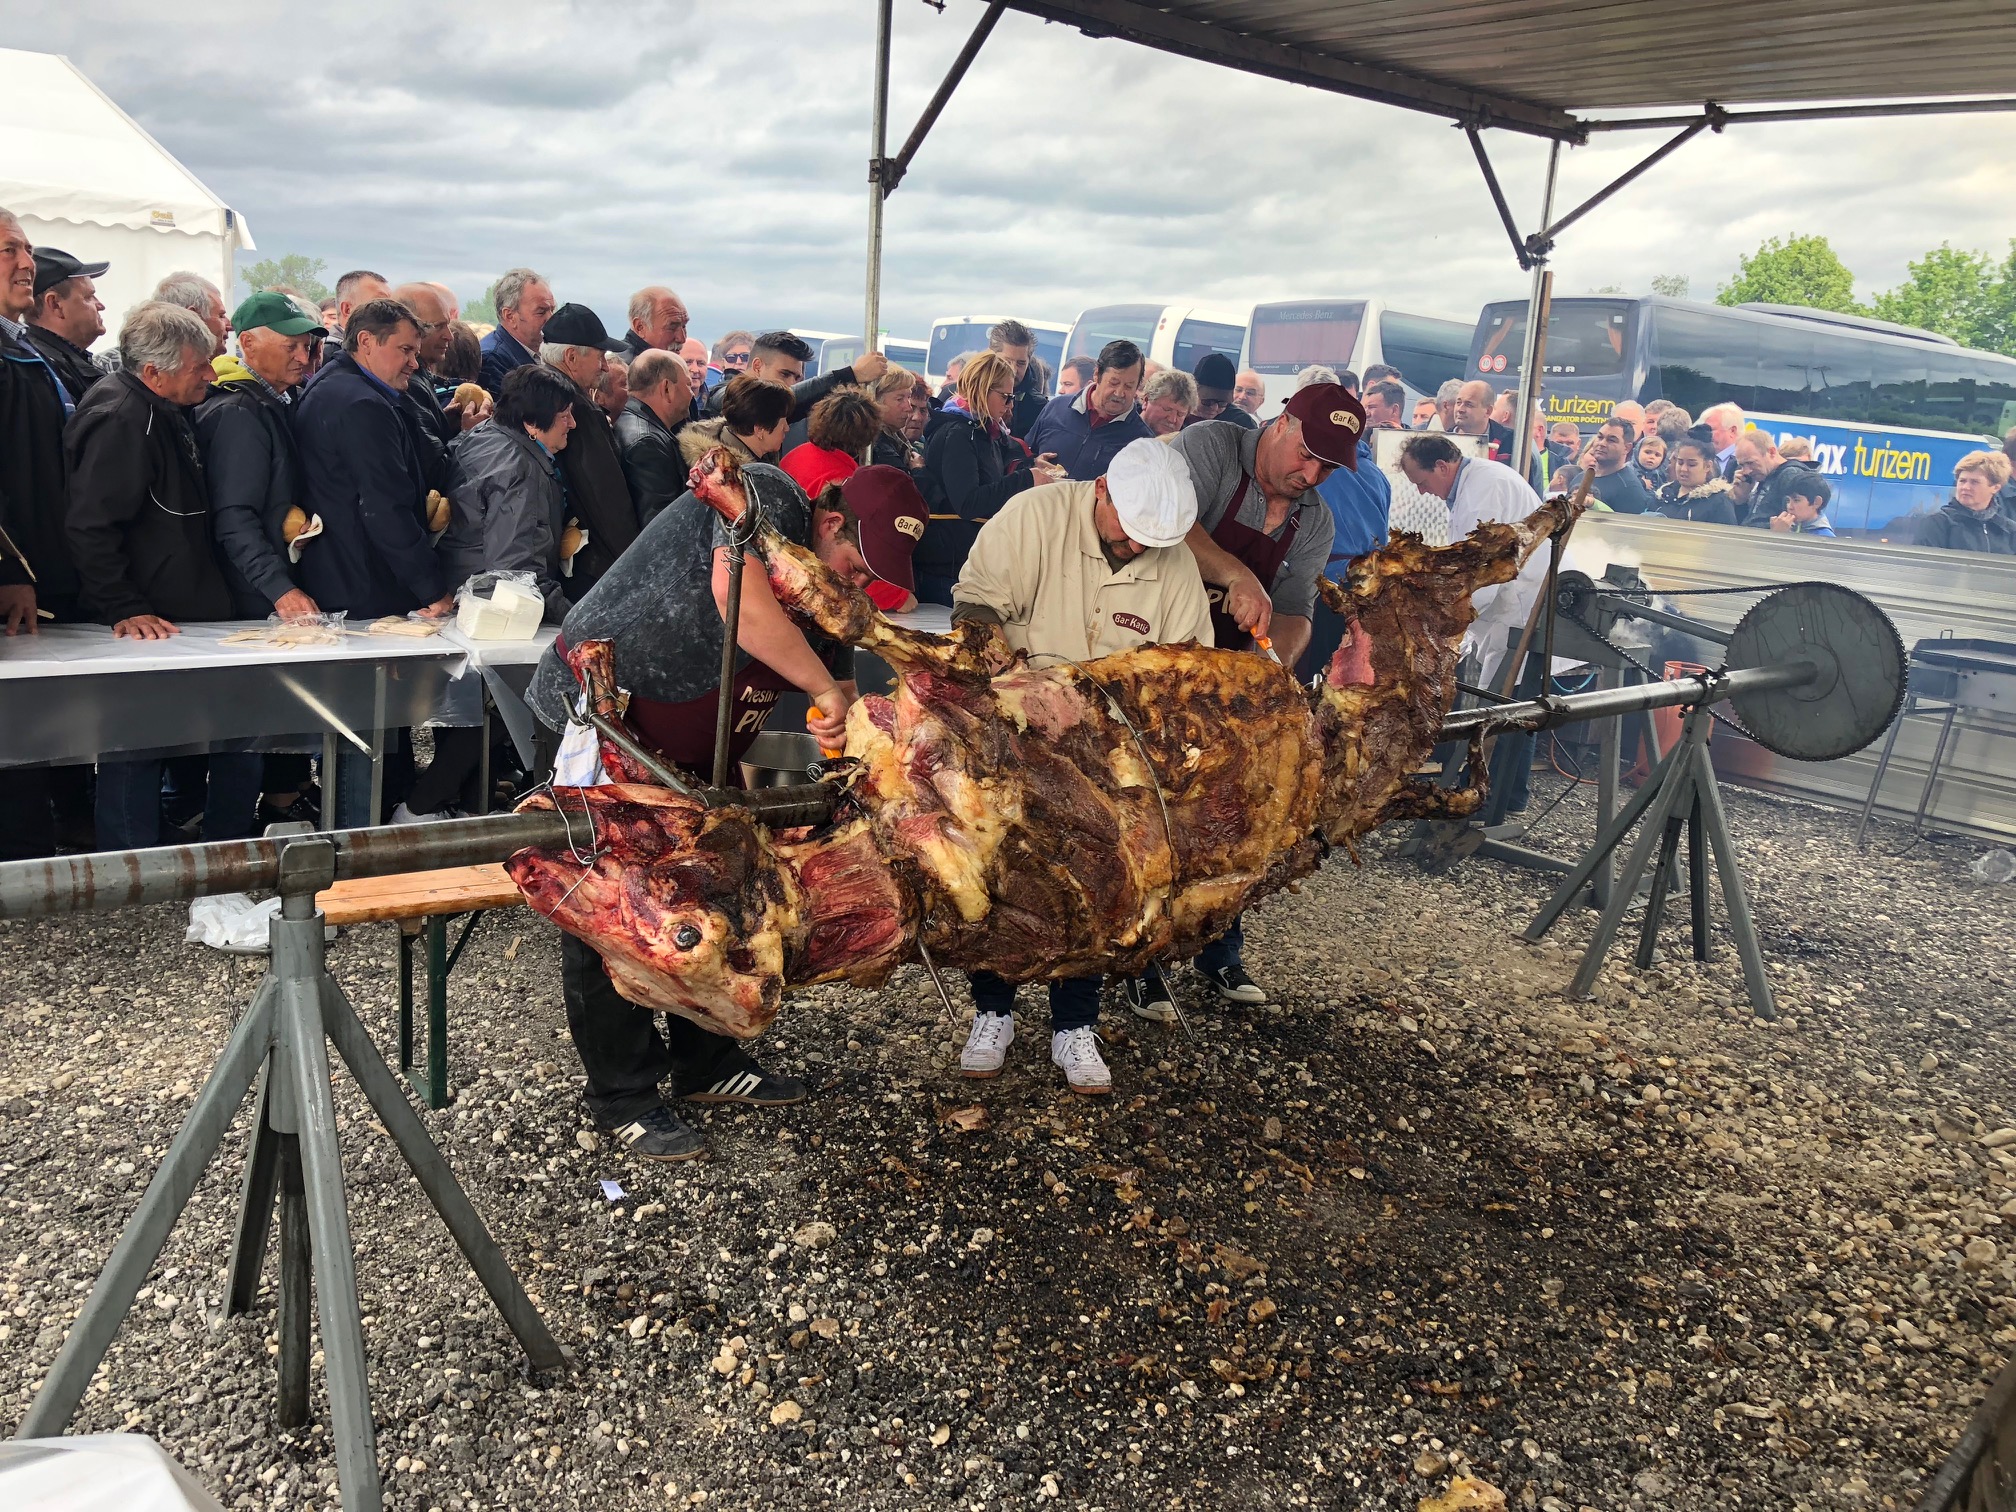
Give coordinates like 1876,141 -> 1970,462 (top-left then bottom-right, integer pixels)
14,1 -> 2011,344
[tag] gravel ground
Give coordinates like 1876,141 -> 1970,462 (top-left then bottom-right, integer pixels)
4,774 -> 2015,1512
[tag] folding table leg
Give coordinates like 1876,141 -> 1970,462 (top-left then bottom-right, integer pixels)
422,915 -> 450,1109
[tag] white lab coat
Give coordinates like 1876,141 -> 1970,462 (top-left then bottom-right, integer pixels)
1446,457 -> 1547,691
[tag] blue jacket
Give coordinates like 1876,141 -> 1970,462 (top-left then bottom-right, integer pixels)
478,326 -> 536,395
1315,439 -> 1392,566
293,354 -> 444,618
1024,391 -> 1151,481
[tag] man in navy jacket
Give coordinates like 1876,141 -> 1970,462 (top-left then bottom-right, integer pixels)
1024,339 -> 1150,481
294,298 -> 451,621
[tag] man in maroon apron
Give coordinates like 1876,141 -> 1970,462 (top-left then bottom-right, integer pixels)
526,458 -> 901,1160
1124,383 -> 1366,1017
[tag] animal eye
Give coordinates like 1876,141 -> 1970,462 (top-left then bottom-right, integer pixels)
674,925 -> 702,950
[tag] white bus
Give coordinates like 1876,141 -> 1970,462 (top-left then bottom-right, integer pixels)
788,330 -> 929,378
1238,298 -> 1472,416
924,316 -> 1070,392
1062,303 -> 1249,387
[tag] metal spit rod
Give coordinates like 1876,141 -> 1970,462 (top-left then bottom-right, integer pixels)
1438,660 -> 1814,739
0,786 -> 840,924
0,658 -> 1818,925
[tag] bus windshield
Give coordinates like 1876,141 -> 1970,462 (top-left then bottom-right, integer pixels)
927,322 -> 994,379
1067,305 -> 1160,361
1247,301 -> 1365,375
1475,300 -> 1633,380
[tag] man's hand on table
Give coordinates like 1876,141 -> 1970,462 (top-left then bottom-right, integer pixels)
418,593 -> 457,620
0,584 -> 38,636
113,614 -> 180,640
273,588 -> 322,622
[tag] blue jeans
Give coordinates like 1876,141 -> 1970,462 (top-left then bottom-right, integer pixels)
95,753 -> 263,852
968,970 -> 1100,1032
1199,916 -> 1244,976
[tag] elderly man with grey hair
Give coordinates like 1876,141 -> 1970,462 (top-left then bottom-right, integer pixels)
478,266 -> 555,393
1137,368 -> 1197,438
66,300 -> 261,849
537,302 -> 639,595
150,271 -> 228,356
622,285 -> 690,360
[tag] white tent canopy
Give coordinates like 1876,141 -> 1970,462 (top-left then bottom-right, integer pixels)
0,48 -> 252,332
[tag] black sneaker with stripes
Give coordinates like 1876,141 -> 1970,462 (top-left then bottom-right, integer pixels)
681,1064 -> 809,1106
601,1104 -> 707,1163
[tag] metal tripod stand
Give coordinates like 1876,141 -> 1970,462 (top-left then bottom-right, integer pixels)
1521,703 -> 1775,1018
14,835 -> 566,1511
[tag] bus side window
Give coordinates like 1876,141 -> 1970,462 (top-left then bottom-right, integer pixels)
1652,307 -> 1758,415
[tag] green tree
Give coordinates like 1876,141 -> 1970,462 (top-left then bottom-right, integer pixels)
238,253 -> 330,302
1584,282 -> 1625,295
464,282 -> 499,325
1716,234 -> 1861,314
1650,273 -> 1690,299
1870,241 -> 2016,357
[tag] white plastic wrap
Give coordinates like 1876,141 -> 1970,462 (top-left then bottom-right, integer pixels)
0,1434 -> 225,1512
454,572 -> 545,641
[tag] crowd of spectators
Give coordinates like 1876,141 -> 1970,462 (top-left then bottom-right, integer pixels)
5,195 -> 2016,856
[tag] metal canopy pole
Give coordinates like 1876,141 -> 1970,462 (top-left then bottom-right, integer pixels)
863,0 -> 893,356
1508,140 -> 1559,484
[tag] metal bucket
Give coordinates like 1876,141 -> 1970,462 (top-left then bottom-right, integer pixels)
739,730 -> 822,789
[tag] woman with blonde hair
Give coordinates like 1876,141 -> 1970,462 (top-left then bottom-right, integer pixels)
915,350 -> 1063,602
1913,450 -> 2015,554
870,365 -> 924,471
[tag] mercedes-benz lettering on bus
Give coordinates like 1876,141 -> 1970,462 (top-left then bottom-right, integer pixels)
925,317 -> 1069,392
1063,304 -> 1249,385
1469,296 -> 2016,533
1240,299 -> 1471,415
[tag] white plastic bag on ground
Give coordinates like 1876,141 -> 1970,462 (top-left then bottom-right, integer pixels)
1972,849 -> 2016,884
185,893 -> 282,953
0,1434 -> 225,1511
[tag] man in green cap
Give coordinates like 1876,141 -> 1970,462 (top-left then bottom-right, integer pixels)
196,290 -> 325,623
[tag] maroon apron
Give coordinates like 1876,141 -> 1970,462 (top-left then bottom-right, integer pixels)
1205,474 -> 1301,651
560,633 -> 795,785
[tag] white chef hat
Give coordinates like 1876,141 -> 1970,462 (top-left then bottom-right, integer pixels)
1105,438 -> 1198,549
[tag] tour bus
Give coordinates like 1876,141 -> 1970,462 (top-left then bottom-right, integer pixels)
924,316 -> 1069,392
1467,296 -> 2016,534
1238,298 -> 1473,417
788,330 -> 929,378
1062,303 -> 1250,387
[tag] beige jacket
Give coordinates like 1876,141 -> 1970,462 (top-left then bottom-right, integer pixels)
953,480 -> 1213,664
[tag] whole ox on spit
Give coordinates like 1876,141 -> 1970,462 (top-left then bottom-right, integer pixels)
506,449 -> 1583,1038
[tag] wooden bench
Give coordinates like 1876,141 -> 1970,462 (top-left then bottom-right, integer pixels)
316,864 -> 525,1109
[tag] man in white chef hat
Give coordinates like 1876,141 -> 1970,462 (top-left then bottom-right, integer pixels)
948,437 -> 1213,1095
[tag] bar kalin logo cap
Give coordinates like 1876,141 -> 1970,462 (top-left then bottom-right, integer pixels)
1283,383 -> 1366,470
31,246 -> 110,300
541,303 -> 628,353
840,464 -> 923,594
231,290 -> 325,338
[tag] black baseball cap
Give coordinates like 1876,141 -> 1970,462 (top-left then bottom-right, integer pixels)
32,247 -> 110,299
1193,351 -> 1237,390
541,303 -> 626,352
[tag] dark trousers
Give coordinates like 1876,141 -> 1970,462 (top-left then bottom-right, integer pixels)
407,725 -> 486,816
968,970 -> 1101,1032
95,753 -> 263,852
1199,916 -> 1244,975
1481,650 -> 1545,822
914,571 -> 959,608
0,769 -> 55,860
560,906 -> 758,1124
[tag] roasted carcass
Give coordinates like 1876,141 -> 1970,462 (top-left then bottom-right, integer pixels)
508,453 -> 1577,1037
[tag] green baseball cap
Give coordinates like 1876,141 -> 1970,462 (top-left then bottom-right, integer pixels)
232,290 -> 324,338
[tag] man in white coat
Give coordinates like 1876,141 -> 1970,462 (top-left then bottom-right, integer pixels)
1398,432 -> 1554,814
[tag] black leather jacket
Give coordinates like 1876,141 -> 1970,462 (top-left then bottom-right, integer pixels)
613,397 -> 687,527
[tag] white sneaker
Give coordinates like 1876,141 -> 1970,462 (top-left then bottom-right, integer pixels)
391,801 -> 463,825
1050,1027 -> 1112,1096
959,1013 -> 1014,1078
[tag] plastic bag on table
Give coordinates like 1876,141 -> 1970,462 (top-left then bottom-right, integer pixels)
218,612 -> 349,648
366,612 -> 443,638
454,571 -> 544,640
185,893 -> 283,953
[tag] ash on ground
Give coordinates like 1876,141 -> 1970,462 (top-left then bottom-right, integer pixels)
3,781 -> 2014,1512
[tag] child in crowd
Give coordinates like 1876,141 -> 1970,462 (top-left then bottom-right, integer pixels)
1768,469 -> 1837,537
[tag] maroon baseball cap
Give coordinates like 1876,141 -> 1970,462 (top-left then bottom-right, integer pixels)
1281,383 -> 1366,470
840,465 -> 923,594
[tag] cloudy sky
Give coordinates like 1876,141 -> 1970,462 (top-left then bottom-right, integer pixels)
12,0 -> 2014,346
